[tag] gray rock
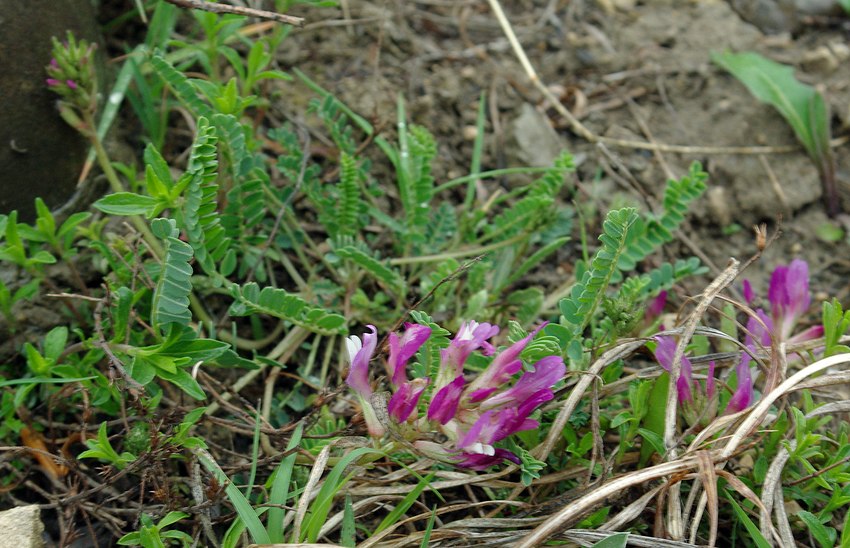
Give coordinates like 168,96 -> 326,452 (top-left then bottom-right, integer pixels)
510,103 -> 564,168
0,505 -> 45,548
0,0 -> 104,222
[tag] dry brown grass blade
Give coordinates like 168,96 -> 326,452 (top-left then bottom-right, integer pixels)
561,530 -> 698,547
663,259 -> 739,540
515,456 -> 705,547
293,444 -> 332,541
356,501 -> 526,548
760,439 -> 794,547
695,451 -> 718,547
534,339 -> 648,461
716,469 -> 782,545
722,353 -> 850,459
603,484 -> 664,531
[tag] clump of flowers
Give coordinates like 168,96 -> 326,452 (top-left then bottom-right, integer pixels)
655,259 -> 823,423
45,32 -> 98,134
345,321 -> 565,470
653,336 -> 718,427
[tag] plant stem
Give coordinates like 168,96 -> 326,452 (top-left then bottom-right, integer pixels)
85,113 -> 164,260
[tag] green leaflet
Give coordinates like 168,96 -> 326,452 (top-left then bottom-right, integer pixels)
182,117 -> 231,275
150,53 -> 214,119
560,208 -> 638,330
212,112 -> 249,178
150,218 -> 193,330
618,162 -> 707,271
228,282 -> 347,336
333,244 -> 405,297
335,152 -> 363,239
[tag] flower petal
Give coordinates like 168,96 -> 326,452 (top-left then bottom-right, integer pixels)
344,325 -> 377,397
646,290 -> 667,320
742,280 -> 754,305
466,324 -> 547,395
427,375 -> 466,424
725,356 -> 754,414
387,323 -> 431,386
440,321 -> 500,376
455,448 -> 520,470
388,378 -> 429,423
481,355 -> 565,409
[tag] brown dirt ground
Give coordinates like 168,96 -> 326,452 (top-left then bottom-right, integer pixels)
276,0 -> 850,300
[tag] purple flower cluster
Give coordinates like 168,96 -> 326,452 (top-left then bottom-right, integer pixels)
654,259 -> 822,423
345,321 -> 565,470
44,32 -> 98,119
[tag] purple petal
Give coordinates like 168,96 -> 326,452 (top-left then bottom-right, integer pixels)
677,374 -> 693,403
742,280 -> 754,305
467,324 -> 546,394
427,375 -> 465,424
768,264 -> 789,313
440,321 -> 500,376
653,336 -> 676,372
768,260 -> 811,338
785,259 -> 811,317
387,323 -> 431,386
388,378 -> 429,422
66,79 -> 78,89
706,361 -> 716,399
481,355 -> 565,408
46,78 -> 61,86
344,325 -> 377,397
646,290 -> 667,320
725,356 -> 753,414
788,324 -> 824,344
458,410 -> 497,448
653,336 -> 694,404
468,387 -> 498,403
455,448 -> 520,470
744,309 -> 773,349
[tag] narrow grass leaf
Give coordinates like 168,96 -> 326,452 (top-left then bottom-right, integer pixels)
726,493 -> 771,548
196,448 -> 271,544
374,472 -> 435,534
267,423 -> 303,542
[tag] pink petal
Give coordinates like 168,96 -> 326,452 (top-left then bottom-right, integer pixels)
344,325 -> 377,397
388,378 -> 429,422
387,323 -> 431,386
427,375 -> 465,424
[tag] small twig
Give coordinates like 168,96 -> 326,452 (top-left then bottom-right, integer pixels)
163,0 -> 304,27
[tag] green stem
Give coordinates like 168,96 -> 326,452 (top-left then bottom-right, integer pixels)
86,113 -> 164,260
389,233 -> 528,265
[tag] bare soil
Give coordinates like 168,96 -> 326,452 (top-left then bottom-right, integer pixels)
278,0 -> 850,296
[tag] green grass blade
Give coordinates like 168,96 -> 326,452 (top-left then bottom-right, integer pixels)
196,448 -> 271,544
300,447 -> 382,542
726,493 -> 771,548
267,423 -> 303,542
374,472 -> 435,534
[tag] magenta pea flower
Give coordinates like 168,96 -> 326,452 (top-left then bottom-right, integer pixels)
743,259 -> 822,344
344,321 -> 564,470
653,336 -> 718,426
344,325 -> 384,437
387,323 -> 431,386
646,290 -> 668,322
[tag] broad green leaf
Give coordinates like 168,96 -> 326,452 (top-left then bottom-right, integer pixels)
93,192 -> 161,217
590,532 -> 629,548
712,51 -> 828,160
